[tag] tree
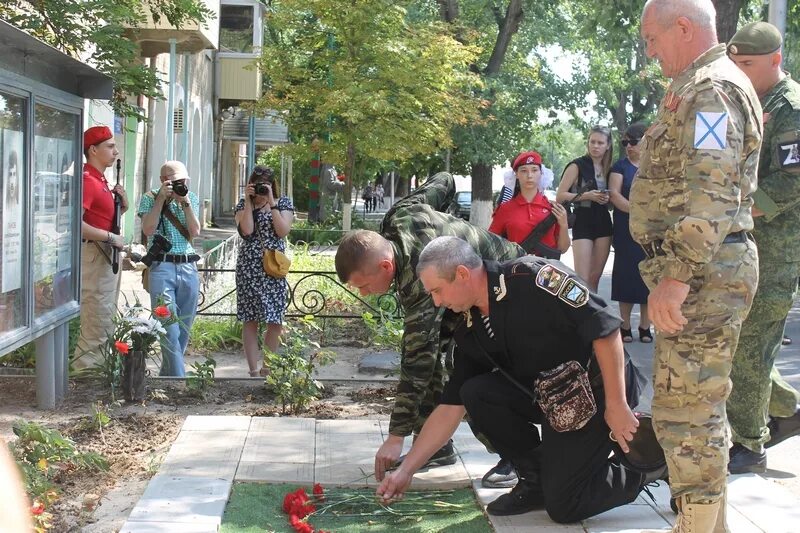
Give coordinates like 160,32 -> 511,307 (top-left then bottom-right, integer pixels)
713,0 -> 746,43
257,0 -> 482,229
0,0 -> 212,120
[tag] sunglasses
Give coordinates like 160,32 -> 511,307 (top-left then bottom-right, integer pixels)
253,166 -> 274,177
621,139 -> 640,147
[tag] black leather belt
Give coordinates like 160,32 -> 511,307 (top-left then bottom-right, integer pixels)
154,254 -> 200,263
641,231 -> 748,259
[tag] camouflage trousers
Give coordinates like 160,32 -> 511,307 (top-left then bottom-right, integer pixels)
728,260 -> 800,452
640,240 -> 758,503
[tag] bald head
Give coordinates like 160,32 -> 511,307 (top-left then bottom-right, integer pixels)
643,0 -> 716,35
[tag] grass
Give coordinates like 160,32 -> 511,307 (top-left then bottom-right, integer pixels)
220,483 -> 491,533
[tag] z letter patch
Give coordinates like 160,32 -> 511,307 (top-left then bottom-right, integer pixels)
558,279 -> 589,307
694,112 -> 728,150
778,140 -> 800,171
535,265 -> 568,295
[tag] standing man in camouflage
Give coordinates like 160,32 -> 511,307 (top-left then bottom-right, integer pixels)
334,172 -> 525,484
726,22 -> 800,474
632,1 -> 761,531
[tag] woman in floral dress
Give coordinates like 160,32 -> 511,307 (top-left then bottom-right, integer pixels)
235,166 -> 294,376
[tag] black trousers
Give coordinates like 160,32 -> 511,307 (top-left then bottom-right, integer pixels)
460,372 -> 644,523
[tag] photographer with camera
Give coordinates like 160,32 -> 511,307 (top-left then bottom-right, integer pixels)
137,161 -> 201,377
235,166 -> 294,377
73,126 -> 129,370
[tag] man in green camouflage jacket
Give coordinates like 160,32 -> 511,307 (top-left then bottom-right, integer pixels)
335,172 -> 525,483
726,22 -> 800,474
632,1 -> 761,531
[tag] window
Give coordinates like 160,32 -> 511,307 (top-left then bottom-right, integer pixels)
33,103 -> 78,317
220,4 -> 255,53
0,91 -> 27,335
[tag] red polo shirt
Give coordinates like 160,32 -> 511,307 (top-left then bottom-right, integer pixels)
489,191 -> 560,248
82,163 -> 115,231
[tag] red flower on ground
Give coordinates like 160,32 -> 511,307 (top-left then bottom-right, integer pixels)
312,483 -> 325,500
289,514 -> 313,533
114,341 -> 129,355
154,305 -> 171,319
31,501 -> 45,516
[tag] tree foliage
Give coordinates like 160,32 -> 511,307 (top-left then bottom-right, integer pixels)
256,0 -> 482,206
0,0 -> 212,120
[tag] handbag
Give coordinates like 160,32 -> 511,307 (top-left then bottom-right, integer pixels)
534,360 -> 597,432
254,207 -> 291,278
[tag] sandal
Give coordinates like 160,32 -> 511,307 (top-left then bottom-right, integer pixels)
248,370 -> 260,377
639,327 -> 653,343
258,366 -> 270,377
620,328 -> 633,343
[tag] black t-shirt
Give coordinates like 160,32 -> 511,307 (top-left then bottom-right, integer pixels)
441,256 -> 622,405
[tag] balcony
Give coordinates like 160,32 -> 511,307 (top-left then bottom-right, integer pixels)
218,56 -> 262,101
125,0 -> 220,57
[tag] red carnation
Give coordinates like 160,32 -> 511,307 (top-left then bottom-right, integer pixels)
154,305 -> 171,319
312,482 -> 325,500
31,500 -> 45,516
115,341 -> 129,355
289,514 -> 313,533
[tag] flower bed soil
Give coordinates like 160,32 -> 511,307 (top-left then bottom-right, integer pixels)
0,374 -> 395,532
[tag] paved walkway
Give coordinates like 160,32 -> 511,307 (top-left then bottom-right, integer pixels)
119,415 -> 800,532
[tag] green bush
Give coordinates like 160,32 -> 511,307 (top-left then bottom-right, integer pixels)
190,317 -> 243,352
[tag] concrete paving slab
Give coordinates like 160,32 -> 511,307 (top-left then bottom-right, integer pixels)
583,501 -> 671,531
248,416 -> 315,433
125,475 -> 231,526
316,419 -> 382,434
180,415 -> 251,432
236,461 -> 315,483
358,350 -> 400,374
240,432 -> 314,464
728,473 -> 800,532
158,430 -> 247,480
119,522 -> 218,533
473,481 -> 585,532
315,463 -> 379,488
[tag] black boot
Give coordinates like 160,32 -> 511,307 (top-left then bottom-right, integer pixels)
766,407 -> 800,449
481,457 -> 518,489
728,443 -> 766,474
486,457 -> 543,516
396,439 -> 457,469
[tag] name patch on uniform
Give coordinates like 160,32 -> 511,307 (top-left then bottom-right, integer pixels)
778,139 -> 800,170
535,264 -> 568,295
558,279 -> 589,307
694,112 -> 727,149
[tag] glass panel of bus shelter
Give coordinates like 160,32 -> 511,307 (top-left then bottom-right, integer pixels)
33,103 -> 78,317
0,91 -> 27,336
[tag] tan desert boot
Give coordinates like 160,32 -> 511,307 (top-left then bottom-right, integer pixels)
642,496 -> 726,533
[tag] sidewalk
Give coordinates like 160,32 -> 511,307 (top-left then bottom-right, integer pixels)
118,415 -> 800,532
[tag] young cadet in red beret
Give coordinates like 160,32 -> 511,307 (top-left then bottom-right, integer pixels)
72,126 -> 129,370
489,151 -> 570,259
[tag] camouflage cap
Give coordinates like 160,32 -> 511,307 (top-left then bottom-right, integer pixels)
728,22 -> 782,56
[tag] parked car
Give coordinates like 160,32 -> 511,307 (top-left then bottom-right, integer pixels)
455,191 -> 471,220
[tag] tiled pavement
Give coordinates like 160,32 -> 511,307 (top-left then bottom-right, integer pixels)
119,415 -> 800,533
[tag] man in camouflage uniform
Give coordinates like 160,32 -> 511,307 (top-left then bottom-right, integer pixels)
632,1 -> 761,531
726,22 -> 800,474
334,172 -> 525,483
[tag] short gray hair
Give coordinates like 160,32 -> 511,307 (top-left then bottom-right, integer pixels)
417,236 -> 482,281
643,0 -> 716,32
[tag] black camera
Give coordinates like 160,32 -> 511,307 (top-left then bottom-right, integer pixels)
254,182 -> 272,195
140,234 -> 172,266
172,179 -> 189,197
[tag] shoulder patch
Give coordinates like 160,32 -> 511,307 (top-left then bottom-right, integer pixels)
558,278 -> 589,307
776,132 -> 800,171
535,264 -> 568,295
694,112 -> 727,149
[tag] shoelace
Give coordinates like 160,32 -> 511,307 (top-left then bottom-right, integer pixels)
640,481 -> 659,504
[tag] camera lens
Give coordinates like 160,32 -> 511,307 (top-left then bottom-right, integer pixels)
172,180 -> 188,197
255,182 -> 270,195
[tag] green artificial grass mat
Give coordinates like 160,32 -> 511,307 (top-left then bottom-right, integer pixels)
220,482 -> 492,532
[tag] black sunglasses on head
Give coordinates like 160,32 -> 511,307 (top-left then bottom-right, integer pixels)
253,166 -> 273,177
621,139 -> 640,147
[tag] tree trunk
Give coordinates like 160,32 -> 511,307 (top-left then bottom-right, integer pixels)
469,161 -> 493,229
437,0 -> 459,23
343,141 -> 356,231
484,0 -> 523,75
713,0 -> 744,43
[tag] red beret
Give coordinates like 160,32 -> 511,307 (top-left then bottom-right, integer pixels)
83,126 -> 113,148
512,151 -> 542,171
